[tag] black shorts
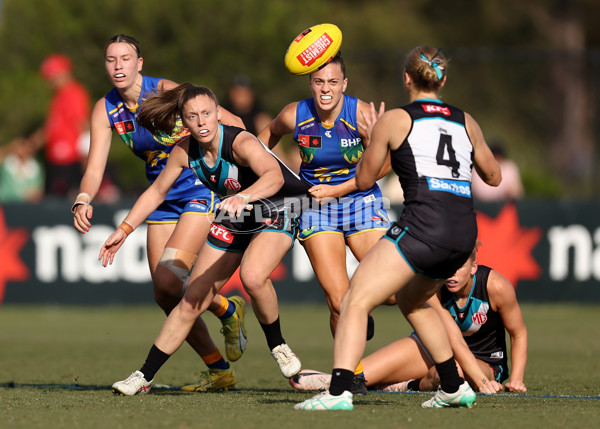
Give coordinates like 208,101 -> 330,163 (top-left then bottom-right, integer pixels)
383,222 -> 473,280
206,199 -> 299,252
488,362 -> 509,383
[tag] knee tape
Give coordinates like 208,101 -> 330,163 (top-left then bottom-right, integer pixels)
158,247 -> 197,283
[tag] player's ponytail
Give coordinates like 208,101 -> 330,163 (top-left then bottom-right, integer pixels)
404,46 -> 448,92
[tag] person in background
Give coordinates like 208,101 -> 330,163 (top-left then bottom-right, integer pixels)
224,74 -> 301,173
471,141 -> 524,203
224,74 -> 272,136
72,34 -> 247,394
33,53 -> 90,198
0,135 -> 44,203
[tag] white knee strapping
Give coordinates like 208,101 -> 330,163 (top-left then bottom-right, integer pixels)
157,247 -> 197,283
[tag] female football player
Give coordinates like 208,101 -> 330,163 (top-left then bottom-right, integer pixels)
291,243 -> 528,394
72,34 -> 246,392
295,45 -> 502,410
101,84 -> 310,395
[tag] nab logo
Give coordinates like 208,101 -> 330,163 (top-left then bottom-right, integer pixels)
422,104 -> 451,116
471,312 -> 487,325
210,224 -> 233,244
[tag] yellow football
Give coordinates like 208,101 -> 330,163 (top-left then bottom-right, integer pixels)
284,23 -> 343,76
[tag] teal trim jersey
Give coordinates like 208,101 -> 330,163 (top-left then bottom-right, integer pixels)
440,265 -> 508,367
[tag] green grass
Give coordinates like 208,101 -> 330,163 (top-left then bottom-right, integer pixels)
1,303 -> 599,428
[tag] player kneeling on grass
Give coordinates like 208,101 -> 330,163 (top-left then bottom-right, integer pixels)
291,243 -> 528,395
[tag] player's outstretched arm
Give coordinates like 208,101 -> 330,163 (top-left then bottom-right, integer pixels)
488,270 -> 528,392
431,294 -> 503,393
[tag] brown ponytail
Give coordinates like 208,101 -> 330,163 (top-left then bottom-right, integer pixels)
137,83 -> 219,135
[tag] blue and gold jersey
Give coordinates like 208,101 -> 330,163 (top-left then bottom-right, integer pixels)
104,75 -> 206,203
293,95 -> 377,198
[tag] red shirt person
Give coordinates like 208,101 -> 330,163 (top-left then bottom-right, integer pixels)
39,54 -> 91,197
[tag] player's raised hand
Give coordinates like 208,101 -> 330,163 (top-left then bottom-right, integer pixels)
358,101 -> 385,141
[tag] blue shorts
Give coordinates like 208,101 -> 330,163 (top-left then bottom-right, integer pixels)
146,191 -> 218,223
384,222 -> 472,280
297,192 -> 390,241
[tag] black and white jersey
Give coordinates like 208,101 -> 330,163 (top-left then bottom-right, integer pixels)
440,265 -> 508,368
390,99 -> 476,252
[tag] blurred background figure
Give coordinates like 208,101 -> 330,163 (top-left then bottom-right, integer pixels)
223,74 -> 301,172
224,74 -> 272,135
32,53 -> 91,199
472,140 -> 524,203
0,136 -> 44,203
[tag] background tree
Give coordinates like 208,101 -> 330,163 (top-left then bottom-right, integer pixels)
1,0 -> 599,197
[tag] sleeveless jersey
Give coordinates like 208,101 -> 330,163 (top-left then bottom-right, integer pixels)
391,98 -> 476,252
440,265 -> 508,367
293,94 -> 379,198
104,75 -> 205,202
188,124 -> 310,201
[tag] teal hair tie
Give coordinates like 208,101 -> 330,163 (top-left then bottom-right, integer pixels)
419,53 -> 444,80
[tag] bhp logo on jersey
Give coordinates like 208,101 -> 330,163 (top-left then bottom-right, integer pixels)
471,312 -> 488,325
422,104 -> 451,116
341,138 -> 361,148
210,224 -> 233,243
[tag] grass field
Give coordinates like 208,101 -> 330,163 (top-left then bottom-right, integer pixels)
1,303 -> 599,428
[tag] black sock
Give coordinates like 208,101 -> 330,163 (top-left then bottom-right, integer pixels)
260,317 -> 285,350
407,378 -> 421,391
329,368 -> 354,396
139,344 -> 171,381
435,357 -> 463,393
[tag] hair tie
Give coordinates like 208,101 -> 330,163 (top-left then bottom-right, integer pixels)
419,53 -> 444,80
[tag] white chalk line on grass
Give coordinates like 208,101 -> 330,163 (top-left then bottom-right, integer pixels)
1,382 -> 598,400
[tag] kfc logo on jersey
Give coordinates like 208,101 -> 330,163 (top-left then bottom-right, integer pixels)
210,224 -> 233,243
224,178 -> 241,191
471,312 -> 488,325
422,104 -> 451,116
299,134 -> 322,148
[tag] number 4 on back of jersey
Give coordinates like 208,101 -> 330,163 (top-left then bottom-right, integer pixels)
436,133 -> 460,178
